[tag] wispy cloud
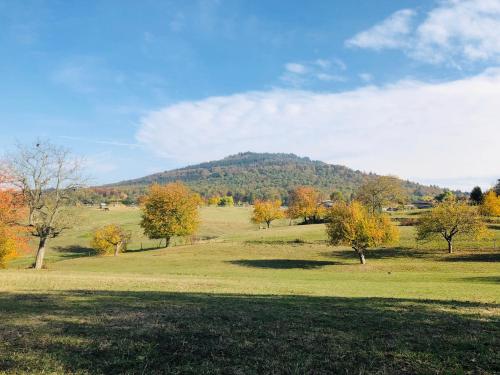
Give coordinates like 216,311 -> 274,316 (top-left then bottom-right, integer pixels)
136,68 -> 500,190
59,136 -> 140,149
346,9 -> 416,50
347,0 -> 500,66
280,58 -> 346,87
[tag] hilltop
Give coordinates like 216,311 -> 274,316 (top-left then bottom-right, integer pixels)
107,152 -> 443,203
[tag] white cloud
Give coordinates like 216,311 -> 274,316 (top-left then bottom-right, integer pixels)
359,73 -> 373,82
346,9 -> 416,50
285,63 -> 307,74
136,69 -> 500,190
281,58 -> 347,87
316,73 -> 345,82
347,0 -> 500,65
413,0 -> 500,63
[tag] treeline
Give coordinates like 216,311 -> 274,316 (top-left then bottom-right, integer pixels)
1,139 -> 499,269
101,152 -> 445,204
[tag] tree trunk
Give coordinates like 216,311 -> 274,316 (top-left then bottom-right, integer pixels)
165,237 -> 170,248
447,240 -> 453,254
34,237 -> 47,270
354,248 -> 366,264
114,243 -> 120,256
266,221 -> 271,229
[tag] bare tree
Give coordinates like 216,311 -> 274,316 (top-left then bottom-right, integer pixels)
356,176 -> 408,214
8,140 -> 83,269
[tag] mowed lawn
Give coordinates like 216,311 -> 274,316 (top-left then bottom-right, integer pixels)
0,206 -> 499,374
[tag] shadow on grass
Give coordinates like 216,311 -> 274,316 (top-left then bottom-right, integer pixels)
126,245 -> 165,253
228,259 -> 342,269
244,238 -> 321,246
322,247 -> 433,261
0,291 -> 497,374
52,245 -> 98,259
462,276 -> 500,284
441,252 -> 500,262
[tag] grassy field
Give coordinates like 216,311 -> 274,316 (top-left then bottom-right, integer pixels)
1,206 -> 499,374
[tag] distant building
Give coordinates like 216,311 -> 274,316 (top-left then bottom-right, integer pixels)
99,202 -> 107,209
320,200 -> 334,208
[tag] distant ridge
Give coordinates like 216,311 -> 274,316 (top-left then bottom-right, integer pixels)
107,152 -> 443,203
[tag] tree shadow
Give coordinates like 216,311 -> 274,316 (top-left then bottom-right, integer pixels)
228,259 -> 342,269
244,238 -> 318,246
125,245 -> 165,253
0,291 -> 497,374
441,252 -> 500,262
462,276 -> 500,284
52,245 -> 98,258
322,247 -> 433,260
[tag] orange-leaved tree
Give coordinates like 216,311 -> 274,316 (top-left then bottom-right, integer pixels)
90,224 -> 131,256
325,201 -> 398,264
140,183 -> 200,247
251,200 -> 284,228
0,172 -> 28,267
287,186 -> 325,224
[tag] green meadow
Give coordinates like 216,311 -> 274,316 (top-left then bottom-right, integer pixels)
1,206 -> 499,374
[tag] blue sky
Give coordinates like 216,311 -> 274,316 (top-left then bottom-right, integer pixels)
0,0 -> 499,190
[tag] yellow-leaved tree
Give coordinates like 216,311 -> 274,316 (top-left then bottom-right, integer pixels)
325,201 -> 398,264
207,196 -> 220,206
251,200 -> 284,228
140,183 -> 200,247
287,186 -> 325,224
480,190 -> 500,217
90,224 -> 131,256
417,200 -> 488,253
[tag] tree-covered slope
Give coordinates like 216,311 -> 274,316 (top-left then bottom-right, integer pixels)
108,152 -> 443,203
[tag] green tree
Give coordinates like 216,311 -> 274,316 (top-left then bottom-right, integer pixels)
91,224 -> 131,256
469,186 -> 483,205
140,183 -> 200,247
416,201 -> 487,253
218,196 -> 234,207
330,191 -> 345,202
325,201 -> 398,264
435,190 -> 455,203
356,176 -> 407,214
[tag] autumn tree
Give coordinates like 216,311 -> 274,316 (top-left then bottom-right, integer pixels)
287,186 -> 324,224
356,176 -> 407,213
435,190 -> 455,203
330,191 -> 345,203
140,183 -> 200,247
0,172 -> 28,267
8,140 -> 83,269
480,190 -> 500,217
251,200 -> 284,228
207,196 -> 220,206
416,200 -> 487,253
91,224 -> 131,256
218,196 -> 234,207
469,186 -> 483,205
325,201 -> 398,264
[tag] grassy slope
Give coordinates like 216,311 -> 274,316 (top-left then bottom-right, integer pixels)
1,206 -> 499,374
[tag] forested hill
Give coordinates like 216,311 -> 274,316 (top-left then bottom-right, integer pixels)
108,152 -> 443,203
